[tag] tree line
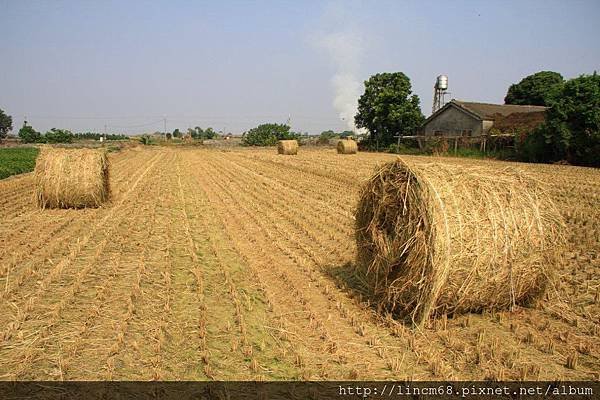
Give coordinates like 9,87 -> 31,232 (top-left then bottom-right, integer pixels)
505,71 -> 599,166
0,118 -> 129,144
74,132 -> 128,140
168,127 -> 218,140
18,125 -> 129,143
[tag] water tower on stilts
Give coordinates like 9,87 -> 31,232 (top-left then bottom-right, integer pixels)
432,75 -> 449,113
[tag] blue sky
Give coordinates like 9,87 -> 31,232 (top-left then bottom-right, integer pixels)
1,0 -> 599,135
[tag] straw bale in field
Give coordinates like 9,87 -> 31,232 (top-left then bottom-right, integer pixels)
337,139 -> 358,154
355,157 -> 564,326
34,147 -> 110,209
277,140 -> 298,155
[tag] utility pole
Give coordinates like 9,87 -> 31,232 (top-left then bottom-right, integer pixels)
163,116 -> 167,139
104,124 -> 107,140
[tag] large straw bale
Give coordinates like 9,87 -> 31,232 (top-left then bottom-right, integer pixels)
34,147 -> 110,209
277,140 -> 298,155
355,157 -> 564,326
337,139 -> 358,154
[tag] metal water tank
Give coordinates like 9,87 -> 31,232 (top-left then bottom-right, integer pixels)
436,75 -> 448,90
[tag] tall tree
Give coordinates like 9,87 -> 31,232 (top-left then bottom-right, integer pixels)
504,71 -> 564,106
542,72 -> 600,166
355,72 -> 424,150
0,108 -> 13,141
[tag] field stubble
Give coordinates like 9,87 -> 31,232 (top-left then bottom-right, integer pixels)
0,146 -> 598,380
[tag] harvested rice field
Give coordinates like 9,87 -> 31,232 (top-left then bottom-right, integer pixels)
0,146 -> 598,380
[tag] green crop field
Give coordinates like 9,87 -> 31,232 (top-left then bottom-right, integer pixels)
0,147 -> 39,180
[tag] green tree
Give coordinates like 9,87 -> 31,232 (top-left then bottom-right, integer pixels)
541,73 -> 600,166
317,130 -> 337,144
187,127 -> 203,139
242,123 -> 295,146
203,127 -> 217,139
187,126 -> 217,140
355,72 -> 424,150
504,71 -> 564,106
172,128 -> 181,138
18,123 -> 42,143
72,132 -> 127,140
44,128 -> 74,143
0,108 -> 13,142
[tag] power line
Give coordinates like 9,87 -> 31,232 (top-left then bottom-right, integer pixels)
21,114 -> 345,121
21,115 -> 164,120
17,113 -> 353,134
106,119 -> 164,129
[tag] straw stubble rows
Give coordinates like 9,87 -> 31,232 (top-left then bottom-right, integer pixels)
0,147 -> 598,380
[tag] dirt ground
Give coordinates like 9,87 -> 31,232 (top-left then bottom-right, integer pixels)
0,147 -> 598,380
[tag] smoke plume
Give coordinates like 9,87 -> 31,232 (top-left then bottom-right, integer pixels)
316,28 -> 365,132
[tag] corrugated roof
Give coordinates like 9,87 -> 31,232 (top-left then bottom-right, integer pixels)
452,100 -> 547,120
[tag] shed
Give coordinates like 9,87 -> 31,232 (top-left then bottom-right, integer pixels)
423,100 -> 547,137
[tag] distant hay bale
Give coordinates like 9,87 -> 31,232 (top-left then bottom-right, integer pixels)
277,140 -> 298,155
337,139 -> 358,154
34,147 -> 110,209
355,158 -> 564,326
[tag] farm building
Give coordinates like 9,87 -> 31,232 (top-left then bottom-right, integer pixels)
423,100 -> 547,137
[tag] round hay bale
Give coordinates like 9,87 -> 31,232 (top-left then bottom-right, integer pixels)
34,147 -> 110,209
355,157 -> 564,326
277,140 -> 298,155
337,139 -> 358,154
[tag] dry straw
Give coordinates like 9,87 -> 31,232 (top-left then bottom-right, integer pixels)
337,139 -> 358,154
355,157 -> 564,327
277,140 -> 298,155
34,147 -> 110,209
